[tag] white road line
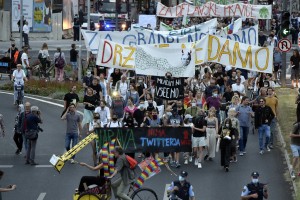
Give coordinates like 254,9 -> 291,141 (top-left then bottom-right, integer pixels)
0,165 -> 13,168
37,193 -> 46,200
0,91 -> 83,115
35,165 -> 53,168
163,184 -> 170,200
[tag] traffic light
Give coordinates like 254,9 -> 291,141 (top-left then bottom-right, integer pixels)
116,0 -> 121,13
281,11 -> 290,37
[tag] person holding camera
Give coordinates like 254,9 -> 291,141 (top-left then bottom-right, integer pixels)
25,106 -> 42,165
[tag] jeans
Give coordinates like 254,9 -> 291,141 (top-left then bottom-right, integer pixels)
258,124 -> 270,150
22,134 -> 28,151
14,84 -> 24,103
270,118 -> 278,145
239,126 -> 249,152
112,180 -> 132,200
26,139 -> 37,163
65,133 -> 78,159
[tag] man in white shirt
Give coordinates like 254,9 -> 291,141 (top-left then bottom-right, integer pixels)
94,100 -> 111,127
21,47 -> 30,77
115,75 -> 129,100
23,21 -> 30,48
232,78 -> 245,96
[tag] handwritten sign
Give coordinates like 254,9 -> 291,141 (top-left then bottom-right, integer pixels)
95,127 -> 192,153
156,2 -> 272,19
155,77 -> 185,100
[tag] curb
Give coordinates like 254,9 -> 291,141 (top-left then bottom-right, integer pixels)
277,123 -> 297,198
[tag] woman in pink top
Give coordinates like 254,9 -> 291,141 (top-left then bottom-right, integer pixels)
123,97 -> 137,117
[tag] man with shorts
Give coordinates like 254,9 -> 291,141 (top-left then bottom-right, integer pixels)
290,122 -> 300,179
192,110 -> 207,169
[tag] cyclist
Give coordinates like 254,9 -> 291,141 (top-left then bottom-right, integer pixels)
11,64 -> 27,105
167,170 -> 195,200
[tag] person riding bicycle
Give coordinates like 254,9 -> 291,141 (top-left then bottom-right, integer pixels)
12,64 -> 27,105
167,171 -> 195,200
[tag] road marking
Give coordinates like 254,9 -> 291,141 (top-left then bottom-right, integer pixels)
0,165 -> 13,168
35,165 -> 53,168
37,193 -> 46,200
0,91 -> 83,115
163,184 -> 170,200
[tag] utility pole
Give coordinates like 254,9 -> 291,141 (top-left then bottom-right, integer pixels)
87,0 -> 91,60
20,0 -> 23,48
281,1 -> 288,87
78,28 -> 82,82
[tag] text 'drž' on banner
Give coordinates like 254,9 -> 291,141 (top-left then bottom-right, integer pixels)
156,2 -> 272,19
94,127 -> 192,153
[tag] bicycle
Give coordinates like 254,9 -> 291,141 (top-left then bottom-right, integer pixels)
15,83 -> 24,106
74,179 -> 158,200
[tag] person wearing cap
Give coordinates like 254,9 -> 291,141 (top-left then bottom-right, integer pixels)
241,172 -> 268,200
167,170 -> 195,200
25,106 -> 42,165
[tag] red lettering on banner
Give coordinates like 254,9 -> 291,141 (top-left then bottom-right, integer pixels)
176,4 -> 183,16
193,5 -> 204,16
147,129 -> 166,137
208,2 -> 217,16
101,41 -> 112,64
250,5 -> 255,18
158,5 -> 167,16
180,140 -> 191,145
234,4 -> 243,16
165,7 -> 172,16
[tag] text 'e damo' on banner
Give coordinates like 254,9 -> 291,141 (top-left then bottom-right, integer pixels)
135,43 -> 195,77
95,127 -> 192,153
156,2 -> 272,19
195,35 -> 273,73
96,39 -> 136,70
154,77 -> 185,100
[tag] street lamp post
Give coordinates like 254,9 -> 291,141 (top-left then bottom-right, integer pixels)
20,0 -> 23,48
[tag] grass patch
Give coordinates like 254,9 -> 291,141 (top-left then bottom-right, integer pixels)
276,88 -> 299,199
0,79 -> 84,101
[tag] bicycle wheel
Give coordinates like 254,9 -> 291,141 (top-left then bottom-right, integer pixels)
77,192 -> 101,200
131,188 -> 158,200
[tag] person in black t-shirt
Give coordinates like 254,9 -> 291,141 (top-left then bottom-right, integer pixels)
8,42 -> 18,69
62,85 -> 79,117
70,44 -> 79,81
90,77 -> 102,101
94,65 -> 108,77
110,69 -> 122,88
290,49 -> 300,88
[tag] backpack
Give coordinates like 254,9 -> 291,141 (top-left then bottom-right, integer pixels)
14,50 -> 23,65
125,155 -> 138,169
55,53 -> 65,69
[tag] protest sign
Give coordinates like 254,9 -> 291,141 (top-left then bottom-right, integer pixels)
156,2 -> 272,19
138,15 -> 157,29
160,21 -> 173,31
95,127 -> 192,153
219,25 -> 258,46
195,35 -> 273,73
154,77 -> 185,99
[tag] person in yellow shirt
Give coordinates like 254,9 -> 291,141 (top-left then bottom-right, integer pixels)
265,87 -> 278,149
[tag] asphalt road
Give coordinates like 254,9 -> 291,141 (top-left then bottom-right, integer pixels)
0,91 -> 295,200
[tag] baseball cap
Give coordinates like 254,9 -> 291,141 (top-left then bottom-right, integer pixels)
31,106 -> 39,112
180,170 -> 188,177
251,172 -> 259,178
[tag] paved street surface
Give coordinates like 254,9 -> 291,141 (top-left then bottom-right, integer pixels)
0,92 -> 294,200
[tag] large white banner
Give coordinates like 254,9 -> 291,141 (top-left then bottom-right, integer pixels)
96,35 -> 273,76
82,18 -> 217,54
219,25 -> 258,46
156,2 -> 272,19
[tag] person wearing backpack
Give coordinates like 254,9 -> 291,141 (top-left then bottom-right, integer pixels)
108,146 -> 134,200
54,47 -> 66,82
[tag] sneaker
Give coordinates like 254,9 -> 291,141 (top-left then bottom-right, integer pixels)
225,167 -> 229,172
175,162 -> 181,168
189,156 -> 193,163
259,150 -> 264,155
70,159 -> 75,164
194,159 -> 199,166
243,151 -> 247,154
266,146 -> 271,152
233,157 -> 237,163
15,149 -> 21,155
198,162 -> 202,168
269,145 -> 274,149
239,152 -> 244,156
184,159 -> 188,165
170,161 -> 176,167
291,171 -> 296,179
204,155 -> 209,161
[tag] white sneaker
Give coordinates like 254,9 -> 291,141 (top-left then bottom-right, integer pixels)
189,156 -> 193,163
266,146 -> 271,152
198,162 -> 202,168
194,159 -> 198,166
239,152 -> 244,156
291,171 -> 296,179
70,159 -> 75,164
259,150 -> 264,155
184,159 -> 188,165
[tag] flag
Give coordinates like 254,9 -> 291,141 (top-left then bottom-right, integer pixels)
220,18 -> 242,35
160,21 -> 173,31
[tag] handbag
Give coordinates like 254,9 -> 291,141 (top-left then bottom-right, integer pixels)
25,129 -> 38,140
110,173 -> 122,187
